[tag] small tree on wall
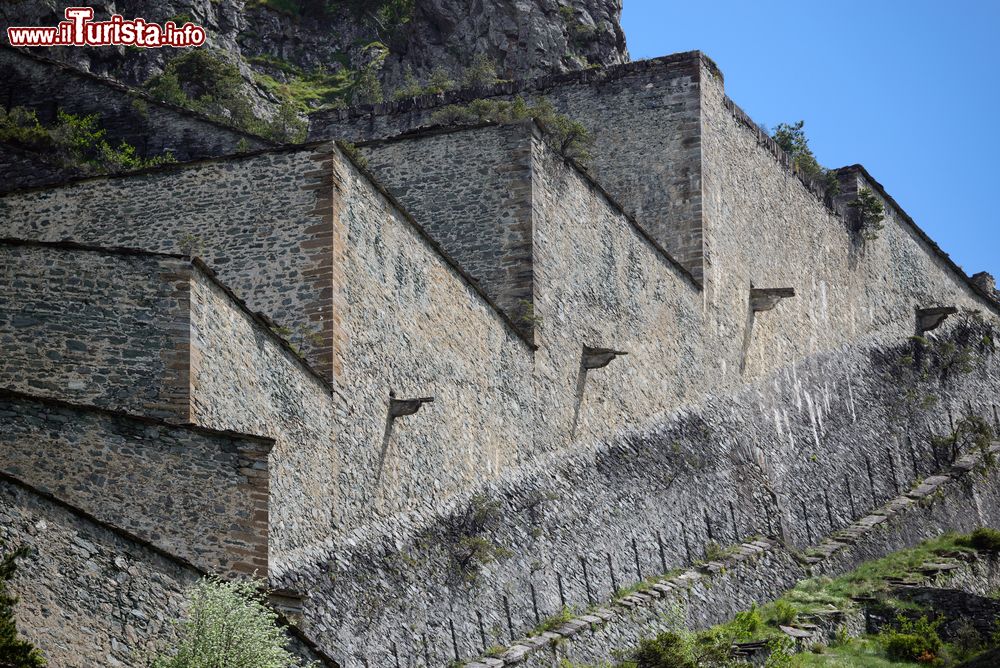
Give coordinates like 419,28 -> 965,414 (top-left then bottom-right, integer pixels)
0,542 -> 46,668
849,187 -> 886,241
771,120 -> 839,196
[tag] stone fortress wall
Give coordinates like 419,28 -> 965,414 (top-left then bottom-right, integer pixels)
312,52 -> 707,283
0,45 -> 999,667
0,145 -> 538,563
0,239 -> 339,570
288,322 -> 1000,666
0,469 -> 337,668
0,389 -> 272,578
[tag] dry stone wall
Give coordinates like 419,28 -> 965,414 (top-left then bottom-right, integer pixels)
3,52 -> 1000,665
508,443 -> 1000,668
0,391 -> 271,577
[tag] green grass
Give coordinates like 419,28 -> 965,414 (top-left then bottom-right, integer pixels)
253,68 -> 354,111
790,638 -> 920,667
768,533 -> 974,621
701,533 -> 979,649
611,531 -> 999,668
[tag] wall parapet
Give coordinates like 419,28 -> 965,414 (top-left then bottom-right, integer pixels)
717,96 -> 999,318
309,50 -> 719,131
835,164 -> 1000,313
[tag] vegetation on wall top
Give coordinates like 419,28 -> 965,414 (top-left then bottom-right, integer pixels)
431,96 -> 594,164
0,106 -> 175,175
143,50 -> 307,143
771,120 -> 840,198
607,531 -> 1000,668
849,187 -> 886,241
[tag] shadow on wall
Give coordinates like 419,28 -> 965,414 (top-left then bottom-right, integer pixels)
282,310 -> 1000,666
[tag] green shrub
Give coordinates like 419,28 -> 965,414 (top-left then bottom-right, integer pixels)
848,187 -> 885,241
462,54 -> 500,88
0,106 -> 174,173
560,6 -> 597,51
352,65 -> 383,104
152,577 -> 308,668
0,543 -> 46,667
145,50 -> 305,143
771,599 -> 797,626
764,636 -> 795,668
879,615 -> 942,663
392,67 -> 424,100
703,540 -> 726,562
531,606 -> 574,636
772,121 -> 823,180
631,631 -> 694,668
879,311 -> 997,399
933,414 -> 995,467
963,528 -> 1000,553
426,67 -> 456,94
730,604 -> 763,640
628,628 -> 738,668
771,120 -> 839,196
0,107 -> 51,148
338,141 -> 368,169
433,494 -> 511,584
391,66 -> 456,100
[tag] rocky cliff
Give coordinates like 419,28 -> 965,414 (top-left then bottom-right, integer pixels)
1,0 -> 628,122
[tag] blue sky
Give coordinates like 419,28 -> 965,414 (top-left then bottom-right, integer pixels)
621,0 -> 999,280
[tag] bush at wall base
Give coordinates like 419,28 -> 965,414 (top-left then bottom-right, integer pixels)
152,577 -> 313,668
0,543 -> 46,668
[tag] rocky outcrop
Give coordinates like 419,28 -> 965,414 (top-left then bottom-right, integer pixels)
1,0 -> 628,118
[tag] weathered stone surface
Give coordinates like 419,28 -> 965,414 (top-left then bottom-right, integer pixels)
2,0 -> 627,120
0,46 -> 270,187
0,241 -> 339,566
314,53 -> 707,283
0,37 -> 999,668
0,391 -> 271,576
0,478 -> 332,668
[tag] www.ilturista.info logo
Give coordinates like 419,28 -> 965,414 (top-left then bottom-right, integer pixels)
7,7 -> 207,48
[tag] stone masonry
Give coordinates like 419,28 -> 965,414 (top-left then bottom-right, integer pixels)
1,42 -> 999,668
